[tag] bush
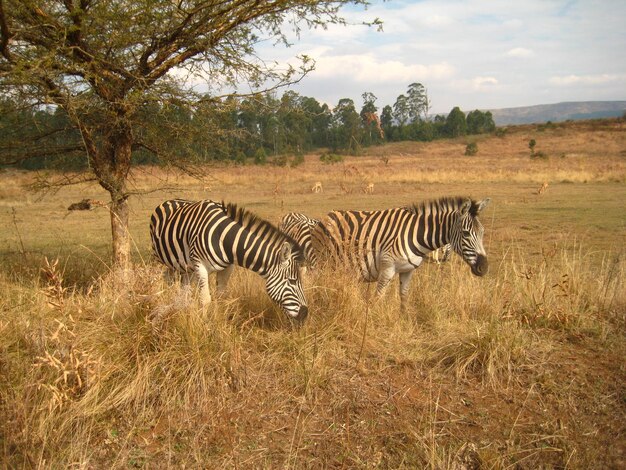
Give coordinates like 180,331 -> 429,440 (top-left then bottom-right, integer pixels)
290,154 -> 305,167
234,151 -> 247,165
254,147 -> 267,165
272,155 -> 288,167
320,153 -> 343,164
464,142 -> 478,156
494,127 -> 508,138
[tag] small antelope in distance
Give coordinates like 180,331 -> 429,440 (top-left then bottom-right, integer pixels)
311,181 -> 323,193
364,183 -> 374,194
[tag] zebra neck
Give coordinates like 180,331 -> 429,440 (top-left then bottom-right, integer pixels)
232,231 -> 277,277
410,207 -> 452,253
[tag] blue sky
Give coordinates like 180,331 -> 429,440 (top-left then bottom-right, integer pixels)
254,0 -> 626,114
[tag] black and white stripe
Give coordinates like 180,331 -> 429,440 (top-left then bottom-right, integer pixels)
311,197 -> 490,308
279,212 -> 321,268
150,199 -> 308,320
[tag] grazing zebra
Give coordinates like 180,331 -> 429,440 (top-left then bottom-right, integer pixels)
311,196 -> 490,309
281,212 -> 453,269
279,212 -> 321,268
150,199 -> 308,321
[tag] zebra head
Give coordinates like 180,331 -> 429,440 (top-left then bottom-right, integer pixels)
450,198 -> 491,276
265,241 -> 309,321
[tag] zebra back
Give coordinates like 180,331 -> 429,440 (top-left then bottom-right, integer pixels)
279,212 -> 320,267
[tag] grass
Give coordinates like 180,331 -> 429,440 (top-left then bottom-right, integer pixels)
1,119 -> 625,468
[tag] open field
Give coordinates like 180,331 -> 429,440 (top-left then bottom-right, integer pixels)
1,119 -> 625,468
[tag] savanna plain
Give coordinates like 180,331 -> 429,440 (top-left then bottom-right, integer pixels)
1,120 -> 625,468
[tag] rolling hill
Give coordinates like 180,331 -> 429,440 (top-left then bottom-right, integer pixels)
487,100 -> 626,125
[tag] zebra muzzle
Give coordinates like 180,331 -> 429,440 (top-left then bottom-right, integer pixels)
295,305 -> 309,322
471,255 -> 488,276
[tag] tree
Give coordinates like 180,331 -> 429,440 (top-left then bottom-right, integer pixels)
0,0 -> 367,267
445,107 -> 467,138
406,82 -> 430,123
331,98 -> 361,153
360,91 -> 382,145
392,94 -> 410,127
380,105 -> 393,134
301,96 -> 331,148
466,109 -> 496,135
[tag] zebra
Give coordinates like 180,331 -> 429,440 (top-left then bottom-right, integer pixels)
281,211 -> 453,268
279,212 -> 321,268
310,196 -> 490,309
150,199 -> 309,321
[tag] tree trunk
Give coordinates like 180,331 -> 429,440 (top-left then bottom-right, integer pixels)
86,118 -> 134,269
110,196 -> 131,268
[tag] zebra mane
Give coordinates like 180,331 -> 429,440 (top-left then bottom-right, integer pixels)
222,202 -> 305,261
407,196 -> 482,217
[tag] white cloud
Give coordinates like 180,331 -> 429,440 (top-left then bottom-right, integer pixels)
472,76 -> 499,90
423,15 -> 454,27
309,51 -> 455,84
503,19 -> 524,29
549,74 -> 623,86
506,47 -> 534,58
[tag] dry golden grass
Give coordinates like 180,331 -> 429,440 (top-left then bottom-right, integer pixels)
1,119 -> 625,468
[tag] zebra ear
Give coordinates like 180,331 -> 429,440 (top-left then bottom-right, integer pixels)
476,198 -> 491,213
460,199 -> 472,215
279,241 -> 292,262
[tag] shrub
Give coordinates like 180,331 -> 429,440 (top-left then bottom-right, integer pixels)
495,127 -> 508,138
253,147 -> 267,165
272,154 -> 288,167
234,151 -> 247,165
290,154 -> 305,167
320,153 -> 343,164
464,142 -> 478,156
531,151 -> 549,160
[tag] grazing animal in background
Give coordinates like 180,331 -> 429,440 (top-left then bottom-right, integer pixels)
311,197 -> 491,310
311,181 -> 323,193
279,212 -> 321,268
150,199 -> 308,321
364,183 -> 374,194
67,199 -> 106,211
426,244 -> 453,265
537,182 -> 549,195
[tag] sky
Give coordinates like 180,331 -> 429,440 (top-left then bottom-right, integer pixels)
253,0 -> 626,114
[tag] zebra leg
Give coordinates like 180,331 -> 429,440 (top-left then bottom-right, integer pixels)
375,256 -> 396,300
180,271 -> 193,304
216,264 -> 234,296
195,263 -> 212,306
399,270 -> 414,312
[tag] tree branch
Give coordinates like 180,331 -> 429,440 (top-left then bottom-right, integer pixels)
0,0 -> 13,62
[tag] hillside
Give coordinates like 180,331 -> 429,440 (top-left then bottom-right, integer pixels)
488,100 -> 626,125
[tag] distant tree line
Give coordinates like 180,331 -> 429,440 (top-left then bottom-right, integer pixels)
1,83 -> 496,170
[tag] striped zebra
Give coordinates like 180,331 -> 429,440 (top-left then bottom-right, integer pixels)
311,196 -> 490,309
279,212 -> 321,268
150,199 -> 308,321
281,212 -> 453,268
